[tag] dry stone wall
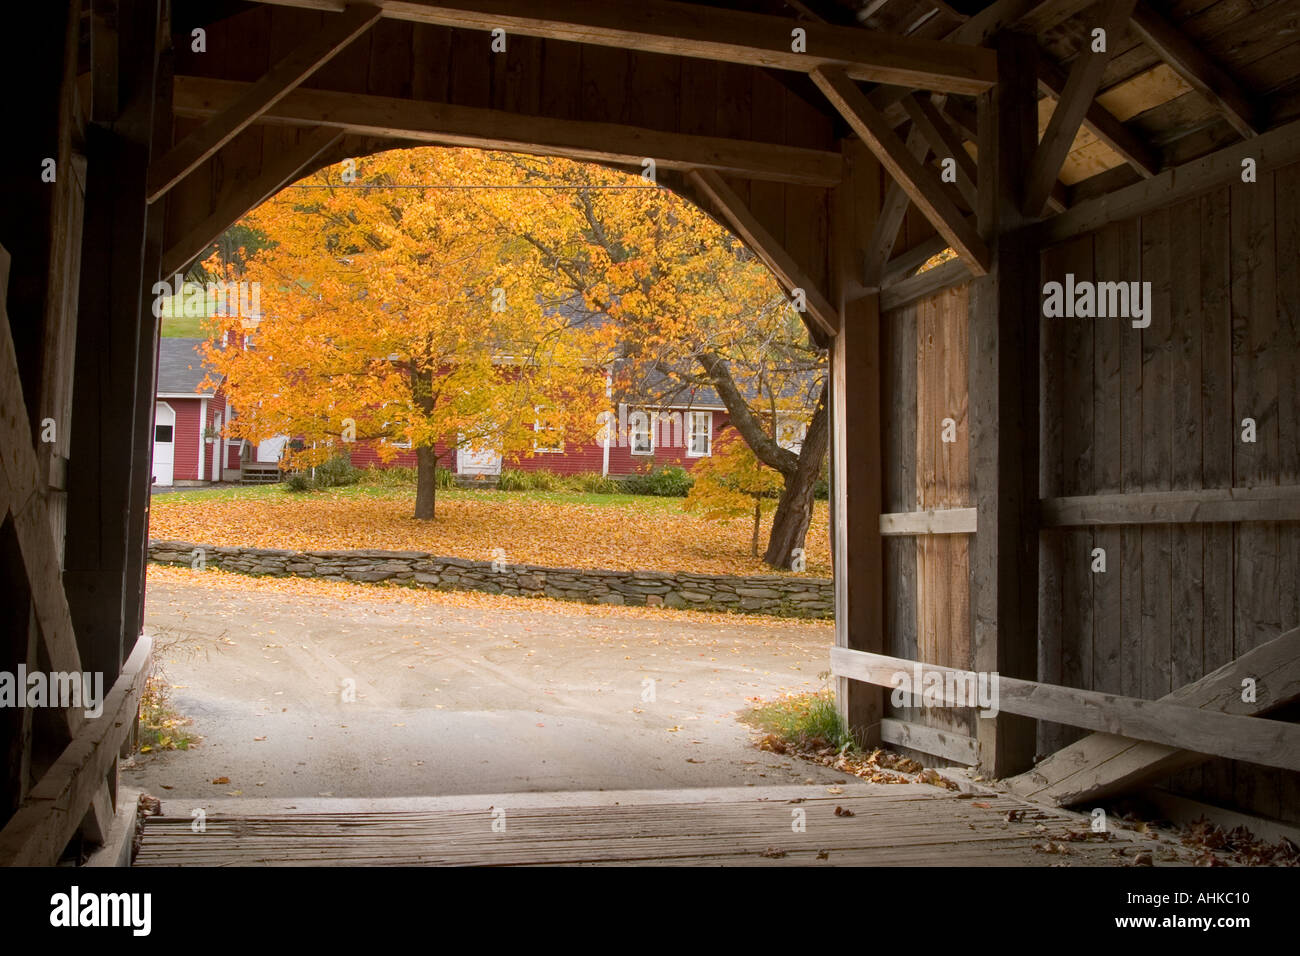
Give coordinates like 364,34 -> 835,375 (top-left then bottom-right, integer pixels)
148,539 -> 834,618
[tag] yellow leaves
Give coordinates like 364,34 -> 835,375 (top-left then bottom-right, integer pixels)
150,489 -> 832,576
683,433 -> 784,523
146,564 -> 833,631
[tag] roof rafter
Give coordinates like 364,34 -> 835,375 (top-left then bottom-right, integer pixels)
246,0 -> 998,94
812,66 -> 990,276
1128,0 -> 1260,138
171,75 -> 845,187
1024,0 -> 1138,217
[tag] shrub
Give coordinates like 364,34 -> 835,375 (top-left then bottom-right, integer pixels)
434,465 -> 455,489
813,477 -> 829,500
522,469 -> 561,491
358,465 -> 417,486
625,465 -> 694,497
497,467 -> 528,491
284,473 -> 314,492
568,471 -> 621,494
313,453 -> 360,488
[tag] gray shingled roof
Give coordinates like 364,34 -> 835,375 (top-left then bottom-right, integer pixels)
156,338 -> 217,395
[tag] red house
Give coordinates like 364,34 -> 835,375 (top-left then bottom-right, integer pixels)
347,396 -> 734,479
152,338 -> 242,486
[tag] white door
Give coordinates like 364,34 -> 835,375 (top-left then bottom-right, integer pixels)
152,403 -> 175,485
457,438 -> 502,476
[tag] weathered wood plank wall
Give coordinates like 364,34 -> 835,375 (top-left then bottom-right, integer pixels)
1039,164 -> 1300,822
882,282 -> 975,758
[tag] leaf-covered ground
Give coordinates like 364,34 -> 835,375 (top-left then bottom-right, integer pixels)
146,564 -> 835,629
149,485 -> 832,576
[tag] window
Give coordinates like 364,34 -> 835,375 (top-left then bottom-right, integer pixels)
687,411 -> 712,457
533,406 -> 563,453
154,424 -> 173,443
629,410 -> 653,455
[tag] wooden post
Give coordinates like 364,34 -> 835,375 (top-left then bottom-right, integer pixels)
831,139 -> 884,746
968,32 -> 1040,777
123,8 -> 173,647
64,0 -> 161,687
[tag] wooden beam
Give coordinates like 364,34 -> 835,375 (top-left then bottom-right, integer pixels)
1038,118 -> 1300,243
0,247 -> 86,742
880,718 -> 979,766
0,634 -> 151,866
90,0 -> 119,123
162,127 -> 343,277
812,67 -> 989,275
146,4 -> 379,203
901,94 -> 978,208
688,169 -> 838,339
1129,1 -> 1260,139
1041,486 -> 1300,526
883,233 -> 950,287
880,507 -> 977,535
881,256 -> 969,310
864,125 -> 930,287
173,76 -> 844,188
830,139 -> 884,749
867,0 -> 1090,123
1036,56 -> 1159,178
1024,0 -> 1137,217
250,0 -> 998,95
1006,626 -> 1300,805
830,646 -> 1300,772
968,33 -> 1040,778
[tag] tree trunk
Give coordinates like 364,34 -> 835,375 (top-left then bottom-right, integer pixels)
695,354 -> 830,569
414,445 -> 438,520
751,498 -> 761,557
762,381 -> 830,569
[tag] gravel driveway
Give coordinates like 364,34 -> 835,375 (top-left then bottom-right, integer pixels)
130,574 -> 853,804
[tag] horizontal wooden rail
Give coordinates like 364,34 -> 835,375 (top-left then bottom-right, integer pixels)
1040,487 -> 1300,527
830,646 -> 1300,772
880,718 -> 978,766
0,633 -> 152,867
880,508 -> 977,535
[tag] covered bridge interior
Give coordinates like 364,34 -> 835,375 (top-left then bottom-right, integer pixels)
2,0 -> 1298,866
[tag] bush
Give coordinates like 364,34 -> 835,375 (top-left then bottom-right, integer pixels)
813,477 -> 829,500
435,465 -> 456,489
358,465 -> 417,486
284,473 -> 314,492
314,453 -> 360,488
524,469 -> 561,491
568,471 -> 621,494
497,467 -> 528,491
497,468 -> 563,491
625,465 -> 694,497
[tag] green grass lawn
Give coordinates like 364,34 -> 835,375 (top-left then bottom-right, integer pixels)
154,481 -> 684,512
160,315 -> 212,338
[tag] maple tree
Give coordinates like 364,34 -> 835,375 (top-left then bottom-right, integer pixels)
200,149 -> 606,519
203,147 -> 826,557
465,154 -> 829,569
683,431 -> 785,557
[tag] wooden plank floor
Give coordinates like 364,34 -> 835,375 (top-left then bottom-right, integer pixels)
134,783 -> 1209,866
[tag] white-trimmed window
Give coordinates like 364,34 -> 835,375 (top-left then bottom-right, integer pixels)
687,411 -> 712,457
533,406 -> 563,453
629,409 -> 654,455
